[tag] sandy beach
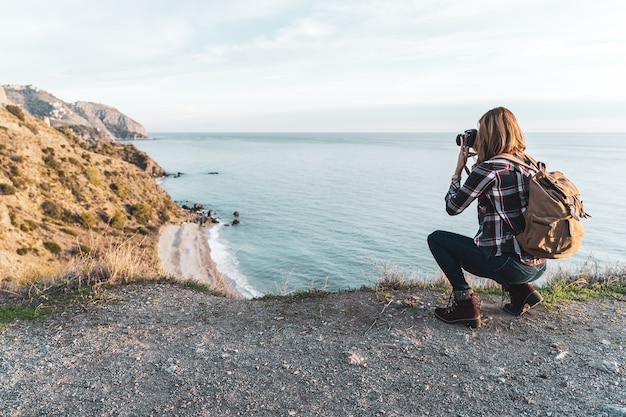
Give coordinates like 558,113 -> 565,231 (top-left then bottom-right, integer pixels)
158,223 -> 238,298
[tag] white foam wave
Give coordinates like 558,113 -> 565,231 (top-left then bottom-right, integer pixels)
207,223 -> 261,299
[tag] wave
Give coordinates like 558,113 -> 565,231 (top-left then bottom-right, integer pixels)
207,223 -> 261,299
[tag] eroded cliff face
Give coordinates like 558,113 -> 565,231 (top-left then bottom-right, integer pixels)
1,84 -> 149,142
73,101 -> 148,140
0,104 -> 185,279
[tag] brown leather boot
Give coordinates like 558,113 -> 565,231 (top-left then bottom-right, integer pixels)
434,291 -> 481,328
503,283 -> 543,316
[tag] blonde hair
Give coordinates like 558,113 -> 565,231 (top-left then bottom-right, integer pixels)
475,107 -> 526,162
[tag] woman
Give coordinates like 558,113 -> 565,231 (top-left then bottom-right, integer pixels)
427,107 -> 546,328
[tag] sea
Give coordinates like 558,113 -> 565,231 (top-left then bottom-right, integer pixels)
133,132 -> 625,298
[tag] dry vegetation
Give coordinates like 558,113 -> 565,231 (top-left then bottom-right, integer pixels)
0,105 -> 187,292
1,104 -> 624,320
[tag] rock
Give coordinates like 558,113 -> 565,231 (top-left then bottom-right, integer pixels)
604,404 -> 626,417
232,219 -> 240,225
2,84 -> 149,141
233,211 -> 240,217
589,360 -> 620,374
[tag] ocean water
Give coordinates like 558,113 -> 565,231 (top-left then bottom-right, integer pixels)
133,132 -> 625,297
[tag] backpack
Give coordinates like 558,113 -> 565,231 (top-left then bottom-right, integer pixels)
493,153 -> 590,259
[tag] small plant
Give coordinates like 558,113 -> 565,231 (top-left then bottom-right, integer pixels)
110,209 -> 125,229
0,183 -> 16,195
43,241 -> 62,254
6,105 -> 26,121
61,227 -> 78,236
70,245 -> 92,256
20,219 -> 38,232
86,168 -> 101,186
16,247 -> 29,256
110,183 -> 128,199
79,211 -> 96,229
0,305 -> 45,324
41,200 -> 63,219
255,288 -> 330,302
43,154 -> 60,170
130,202 -> 152,224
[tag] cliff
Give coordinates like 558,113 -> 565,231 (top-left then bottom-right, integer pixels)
0,84 -> 149,142
0,104 -> 186,279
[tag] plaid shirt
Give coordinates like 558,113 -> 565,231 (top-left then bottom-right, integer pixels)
446,159 -> 536,259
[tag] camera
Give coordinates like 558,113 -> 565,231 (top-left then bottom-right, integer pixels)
455,129 -> 477,147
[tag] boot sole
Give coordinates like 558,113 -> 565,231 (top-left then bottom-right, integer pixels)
503,291 -> 543,316
434,313 -> 481,328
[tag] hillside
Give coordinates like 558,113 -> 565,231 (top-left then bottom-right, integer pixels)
0,104 -> 186,281
0,84 -> 148,141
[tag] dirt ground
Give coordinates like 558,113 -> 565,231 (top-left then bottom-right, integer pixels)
1,283 -> 624,417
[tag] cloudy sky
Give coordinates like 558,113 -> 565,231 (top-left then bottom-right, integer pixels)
2,0 -> 625,132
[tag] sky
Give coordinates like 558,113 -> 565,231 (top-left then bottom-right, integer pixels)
1,0 -> 625,132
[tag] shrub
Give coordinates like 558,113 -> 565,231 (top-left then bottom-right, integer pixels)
43,241 -> 62,254
79,211 -> 96,229
70,245 -> 92,257
61,227 -> 78,236
130,202 -> 152,224
41,200 -> 63,219
110,210 -> 125,229
43,154 -> 60,170
110,183 -> 128,199
6,105 -> 25,121
0,183 -> 16,195
86,168 -> 101,186
20,220 -> 38,232
16,248 -> 29,256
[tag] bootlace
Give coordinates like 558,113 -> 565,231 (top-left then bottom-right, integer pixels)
444,292 -> 459,313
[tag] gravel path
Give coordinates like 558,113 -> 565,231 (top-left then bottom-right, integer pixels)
1,284 -> 625,416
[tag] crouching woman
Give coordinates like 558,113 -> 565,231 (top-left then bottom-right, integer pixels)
428,107 -> 546,328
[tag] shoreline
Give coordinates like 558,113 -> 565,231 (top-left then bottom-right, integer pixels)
157,222 -> 240,298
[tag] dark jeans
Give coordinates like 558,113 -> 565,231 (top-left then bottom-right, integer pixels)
427,230 -> 546,291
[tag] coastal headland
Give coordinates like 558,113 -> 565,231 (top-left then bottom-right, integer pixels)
2,86 -> 625,416
1,283 -> 624,416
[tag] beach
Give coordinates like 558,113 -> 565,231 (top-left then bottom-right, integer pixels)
158,222 -> 238,298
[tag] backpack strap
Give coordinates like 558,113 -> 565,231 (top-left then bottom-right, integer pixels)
486,153 -> 538,236
491,153 -> 541,173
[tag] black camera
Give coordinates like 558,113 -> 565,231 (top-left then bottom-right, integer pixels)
455,129 -> 477,147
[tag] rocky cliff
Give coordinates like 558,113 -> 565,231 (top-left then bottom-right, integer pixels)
0,105 -> 185,279
1,84 -> 149,142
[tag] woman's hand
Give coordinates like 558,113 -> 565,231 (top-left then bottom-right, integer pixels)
455,139 -> 476,176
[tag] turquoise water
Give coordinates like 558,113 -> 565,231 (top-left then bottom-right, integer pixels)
134,132 -> 625,297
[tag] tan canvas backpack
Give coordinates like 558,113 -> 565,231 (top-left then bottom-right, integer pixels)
493,154 -> 590,259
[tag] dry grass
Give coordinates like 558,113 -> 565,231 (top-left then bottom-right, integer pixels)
64,233 -> 158,286
373,259 -> 626,305
0,231 -> 161,307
